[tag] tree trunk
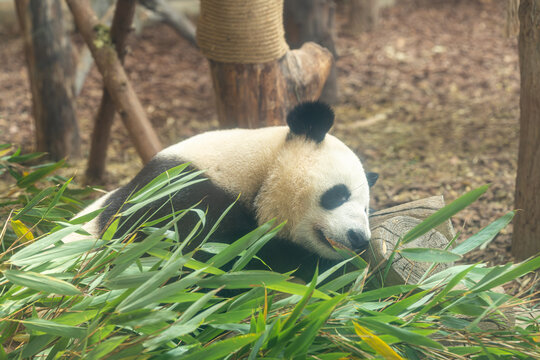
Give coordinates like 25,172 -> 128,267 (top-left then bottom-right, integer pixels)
66,0 -> 162,164
15,0 -> 80,160
512,0 -> 540,260
197,0 -> 333,128
284,0 -> 338,104
86,0 -> 136,182
208,43 -> 332,128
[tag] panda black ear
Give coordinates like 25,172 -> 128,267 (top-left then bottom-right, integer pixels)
366,172 -> 379,187
286,101 -> 334,143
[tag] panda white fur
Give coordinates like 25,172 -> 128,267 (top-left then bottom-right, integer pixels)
70,102 -> 377,279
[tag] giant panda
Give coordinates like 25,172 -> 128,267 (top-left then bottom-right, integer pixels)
70,102 -> 378,280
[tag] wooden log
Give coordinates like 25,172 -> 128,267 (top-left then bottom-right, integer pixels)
86,0 -> 136,182
66,0 -> 162,164
209,42 -> 333,128
365,196 -> 456,285
15,0 -> 80,160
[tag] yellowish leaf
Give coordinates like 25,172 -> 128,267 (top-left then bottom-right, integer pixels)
353,322 -> 403,360
0,147 -> 12,157
11,220 -> 34,243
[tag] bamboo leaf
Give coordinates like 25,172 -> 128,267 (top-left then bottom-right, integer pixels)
84,336 -> 129,360
12,187 -> 55,221
179,334 -> 259,360
399,248 -> 462,263
471,255 -> 540,293
355,318 -> 443,350
198,270 -> 288,289
10,224 -> 83,263
17,160 -> 65,188
11,220 -> 34,242
401,185 -> 489,245
209,220 -> 275,269
20,319 -> 86,338
4,270 -> 81,295
452,211 -> 515,255
353,322 -> 404,360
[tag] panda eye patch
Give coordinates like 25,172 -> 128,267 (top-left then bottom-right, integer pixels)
320,184 -> 351,210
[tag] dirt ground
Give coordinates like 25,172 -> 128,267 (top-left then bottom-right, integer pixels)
0,1 -> 526,278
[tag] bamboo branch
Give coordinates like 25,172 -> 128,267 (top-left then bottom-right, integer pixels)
66,0 -> 162,164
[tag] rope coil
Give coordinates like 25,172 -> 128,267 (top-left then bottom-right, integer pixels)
197,0 -> 289,63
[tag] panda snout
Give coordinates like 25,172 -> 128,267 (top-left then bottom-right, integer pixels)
347,229 -> 370,251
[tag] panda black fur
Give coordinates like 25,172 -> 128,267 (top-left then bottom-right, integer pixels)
69,102 -> 377,280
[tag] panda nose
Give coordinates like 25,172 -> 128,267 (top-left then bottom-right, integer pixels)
347,229 -> 369,251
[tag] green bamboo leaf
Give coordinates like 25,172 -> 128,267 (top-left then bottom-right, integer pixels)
283,295 -> 343,358
122,174 -> 206,216
319,270 -> 365,293
4,270 -> 81,295
43,178 -> 72,217
267,280 -> 330,300
412,264 -> 477,321
105,271 -> 159,289
7,152 -> 44,163
401,185 -> 489,245
84,336 -> 129,360
198,270 -> 288,289
383,289 -> 431,316
128,163 -> 191,202
210,220 -> 275,269
452,211 -> 515,255
116,257 -> 186,312
355,318 -> 443,350
180,334 -> 259,360
68,207 -> 104,225
11,239 -> 105,266
471,255 -> 540,293
399,248 -> 462,263
117,268 -> 204,313
17,160 -> 65,188
21,319 -> 86,338
352,285 -> 417,302
10,224 -> 83,263
20,335 -> 56,359
231,221 -> 285,271
12,186 -> 56,221
282,267 -> 318,331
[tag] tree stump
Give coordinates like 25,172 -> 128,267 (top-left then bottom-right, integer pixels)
197,0 -> 333,128
365,196 -> 456,285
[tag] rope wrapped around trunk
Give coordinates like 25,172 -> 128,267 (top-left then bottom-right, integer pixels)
196,0 -> 289,63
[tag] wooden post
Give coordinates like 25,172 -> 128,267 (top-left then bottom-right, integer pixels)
513,0 -> 540,260
197,0 -> 333,128
66,0 -> 162,164
366,196 -> 456,285
14,0 -> 80,160
86,0 -> 136,182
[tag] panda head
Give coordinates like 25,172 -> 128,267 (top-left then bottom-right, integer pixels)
255,101 -> 378,259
